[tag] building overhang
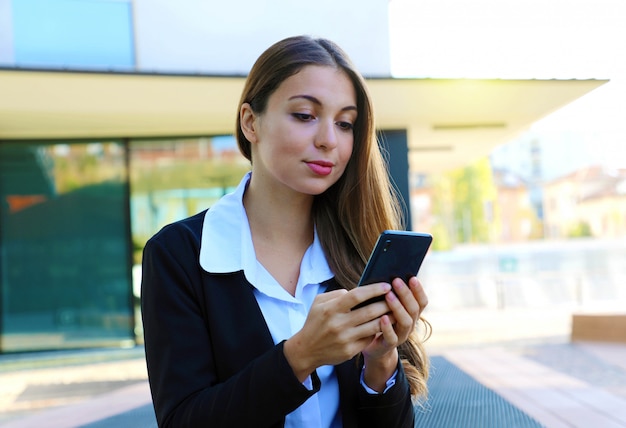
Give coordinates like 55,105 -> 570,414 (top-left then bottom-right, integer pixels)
0,69 -> 607,173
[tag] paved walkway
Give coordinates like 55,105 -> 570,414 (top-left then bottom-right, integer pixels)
1,308 -> 625,427
0,348 -> 149,427
442,343 -> 626,427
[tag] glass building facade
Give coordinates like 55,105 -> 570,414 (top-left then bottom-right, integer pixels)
0,0 -> 138,352
0,140 -> 133,352
0,136 -> 250,352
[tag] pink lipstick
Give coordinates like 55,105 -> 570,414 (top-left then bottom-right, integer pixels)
306,160 -> 333,176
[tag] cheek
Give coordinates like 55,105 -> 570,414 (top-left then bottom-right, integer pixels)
260,123 -> 298,158
270,121 -> 304,152
340,137 -> 354,163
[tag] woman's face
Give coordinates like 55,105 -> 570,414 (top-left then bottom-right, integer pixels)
241,65 -> 357,196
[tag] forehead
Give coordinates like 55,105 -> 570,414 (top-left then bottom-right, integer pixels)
271,65 -> 357,107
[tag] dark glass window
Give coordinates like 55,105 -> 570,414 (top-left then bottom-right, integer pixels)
0,141 -> 133,352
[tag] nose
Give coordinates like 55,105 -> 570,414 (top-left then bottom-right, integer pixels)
314,120 -> 338,150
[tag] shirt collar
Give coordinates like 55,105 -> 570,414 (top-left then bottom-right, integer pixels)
199,172 -> 334,284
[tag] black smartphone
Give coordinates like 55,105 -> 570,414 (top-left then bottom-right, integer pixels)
352,230 -> 432,310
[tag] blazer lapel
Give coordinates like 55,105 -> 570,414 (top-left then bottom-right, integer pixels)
202,271 -> 275,380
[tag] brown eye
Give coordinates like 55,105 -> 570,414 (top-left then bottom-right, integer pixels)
336,121 -> 354,131
292,113 -> 315,121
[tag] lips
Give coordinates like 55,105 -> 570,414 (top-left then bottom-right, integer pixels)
306,160 -> 334,176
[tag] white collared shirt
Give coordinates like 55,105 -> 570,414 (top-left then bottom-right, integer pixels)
199,172 -> 341,428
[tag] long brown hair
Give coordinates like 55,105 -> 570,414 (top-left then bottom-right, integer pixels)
236,35 -> 429,399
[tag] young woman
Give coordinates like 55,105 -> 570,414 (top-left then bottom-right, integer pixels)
141,35 -> 430,428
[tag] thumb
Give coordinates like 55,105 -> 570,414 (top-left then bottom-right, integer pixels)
314,288 -> 348,304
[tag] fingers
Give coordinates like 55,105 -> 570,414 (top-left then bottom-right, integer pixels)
310,286 -> 390,343
389,277 -> 427,319
346,282 -> 391,312
381,277 -> 428,344
384,287 -> 414,333
349,278 -> 427,334
315,288 -> 348,304
302,279 -> 428,366
388,278 -> 419,320
379,315 -> 398,344
409,277 -> 429,316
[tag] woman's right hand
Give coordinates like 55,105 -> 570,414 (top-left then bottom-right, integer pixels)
283,283 -> 393,382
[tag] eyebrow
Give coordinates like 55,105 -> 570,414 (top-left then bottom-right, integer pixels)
288,95 -> 357,112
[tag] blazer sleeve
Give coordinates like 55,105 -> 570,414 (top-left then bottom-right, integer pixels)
356,360 -> 415,428
141,220 -> 319,427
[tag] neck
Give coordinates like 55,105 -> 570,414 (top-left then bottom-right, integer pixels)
243,176 -> 315,248
243,174 -> 316,295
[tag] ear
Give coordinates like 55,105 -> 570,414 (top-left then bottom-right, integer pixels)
240,103 -> 259,144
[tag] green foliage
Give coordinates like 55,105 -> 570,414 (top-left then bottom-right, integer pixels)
568,221 -> 592,238
430,221 -> 452,251
131,160 -> 250,193
429,157 -> 498,248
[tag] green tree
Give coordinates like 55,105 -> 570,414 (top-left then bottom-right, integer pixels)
430,157 -> 498,248
429,173 -> 455,250
568,221 -> 592,238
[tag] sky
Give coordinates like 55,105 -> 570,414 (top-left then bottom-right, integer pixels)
388,0 -> 626,167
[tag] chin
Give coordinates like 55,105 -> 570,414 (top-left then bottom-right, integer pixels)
292,174 -> 341,196
302,187 -> 328,196
297,183 -> 331,196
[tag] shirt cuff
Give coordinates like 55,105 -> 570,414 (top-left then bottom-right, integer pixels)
301,368 -> 321,392
360,366 -> 398,394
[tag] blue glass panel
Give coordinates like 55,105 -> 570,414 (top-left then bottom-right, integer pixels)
12,0 -> 134,68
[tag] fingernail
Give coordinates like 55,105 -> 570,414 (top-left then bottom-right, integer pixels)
382,283 -> 392,292
387,291 -> 396,300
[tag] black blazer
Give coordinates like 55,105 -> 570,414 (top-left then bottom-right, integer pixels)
141,210 -> 415,427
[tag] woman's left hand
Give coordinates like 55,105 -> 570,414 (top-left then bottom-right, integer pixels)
361,276 -> 428,391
